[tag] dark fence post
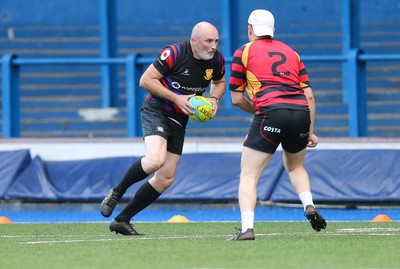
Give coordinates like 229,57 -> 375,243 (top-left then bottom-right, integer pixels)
126,54 -> 140,137
220,0 -> 234,107
347,49 -> 367,137
342,0 -> 360,103
1,54 -> 20,138
99,0 -> 118,108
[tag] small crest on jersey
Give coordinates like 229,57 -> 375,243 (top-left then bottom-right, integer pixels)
204,69 -> 213,80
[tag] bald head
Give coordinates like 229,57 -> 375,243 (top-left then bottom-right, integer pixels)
191,21 -> 219,39
190,22 -> 219,60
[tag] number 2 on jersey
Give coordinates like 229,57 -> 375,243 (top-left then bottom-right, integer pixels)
268,52 -> 290,76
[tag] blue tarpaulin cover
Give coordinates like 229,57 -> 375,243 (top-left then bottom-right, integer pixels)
1,149 -> 399,203
270,150 -> 400,203
0,149 -> 31,198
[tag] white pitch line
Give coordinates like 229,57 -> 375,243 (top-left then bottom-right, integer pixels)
338,228 -> 400,232
18,234 -> 227,244
20,237 -> 137,244
15,228 -> 400,245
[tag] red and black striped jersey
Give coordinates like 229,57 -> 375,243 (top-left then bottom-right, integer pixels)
229,38 -> 310,114
143,42 -> 225,124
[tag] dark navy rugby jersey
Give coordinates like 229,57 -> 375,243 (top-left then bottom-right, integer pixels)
143,41 -> 225,124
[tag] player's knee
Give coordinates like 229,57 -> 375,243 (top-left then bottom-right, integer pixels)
154,174 -> 175,191
285,163 -> 305,174
143,156 -> 166,173
161,176 -> 174,189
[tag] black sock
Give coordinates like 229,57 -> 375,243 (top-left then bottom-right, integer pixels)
115,181 -> 161,222
114,158 -> 149,195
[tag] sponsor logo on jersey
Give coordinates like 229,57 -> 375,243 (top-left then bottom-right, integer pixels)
171,81 -> 205,93
160,49 -> 171,60
181,69 -> 190,76
263,126 -> 281,133
299,132 -> 309,138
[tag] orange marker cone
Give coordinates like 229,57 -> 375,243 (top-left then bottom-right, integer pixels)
167,215 -> 190,223
371,214 -> 393,222
0,216 -> 12,224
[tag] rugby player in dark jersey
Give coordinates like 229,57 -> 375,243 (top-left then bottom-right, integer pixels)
228,9 -> 326,240
100,21 -> 226,235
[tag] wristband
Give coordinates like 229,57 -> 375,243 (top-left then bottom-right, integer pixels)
210,96 -> 219,104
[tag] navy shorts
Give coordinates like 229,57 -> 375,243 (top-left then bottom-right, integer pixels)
141,107 -> 186,155
244,109 -> 310,154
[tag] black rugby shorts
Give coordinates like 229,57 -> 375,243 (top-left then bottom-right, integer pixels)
141,108 -> 186,155
244,109 -> 310,154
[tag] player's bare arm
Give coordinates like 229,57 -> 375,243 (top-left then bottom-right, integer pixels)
208,76 -> 226,117
139,64 -> 195,115
303,86 -> 318,147
231,91 -> 255,114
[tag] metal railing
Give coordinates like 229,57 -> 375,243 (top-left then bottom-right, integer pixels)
2,51 -> 400,138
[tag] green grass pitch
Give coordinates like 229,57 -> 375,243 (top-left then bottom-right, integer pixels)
1,221 -> 399,269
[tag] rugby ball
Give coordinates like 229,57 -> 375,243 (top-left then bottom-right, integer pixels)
188,96 -> 214,122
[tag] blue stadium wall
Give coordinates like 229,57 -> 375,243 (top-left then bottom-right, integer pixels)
1,0 -> 400,138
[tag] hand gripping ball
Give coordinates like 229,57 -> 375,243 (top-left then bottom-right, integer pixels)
188,96 -> 214,122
